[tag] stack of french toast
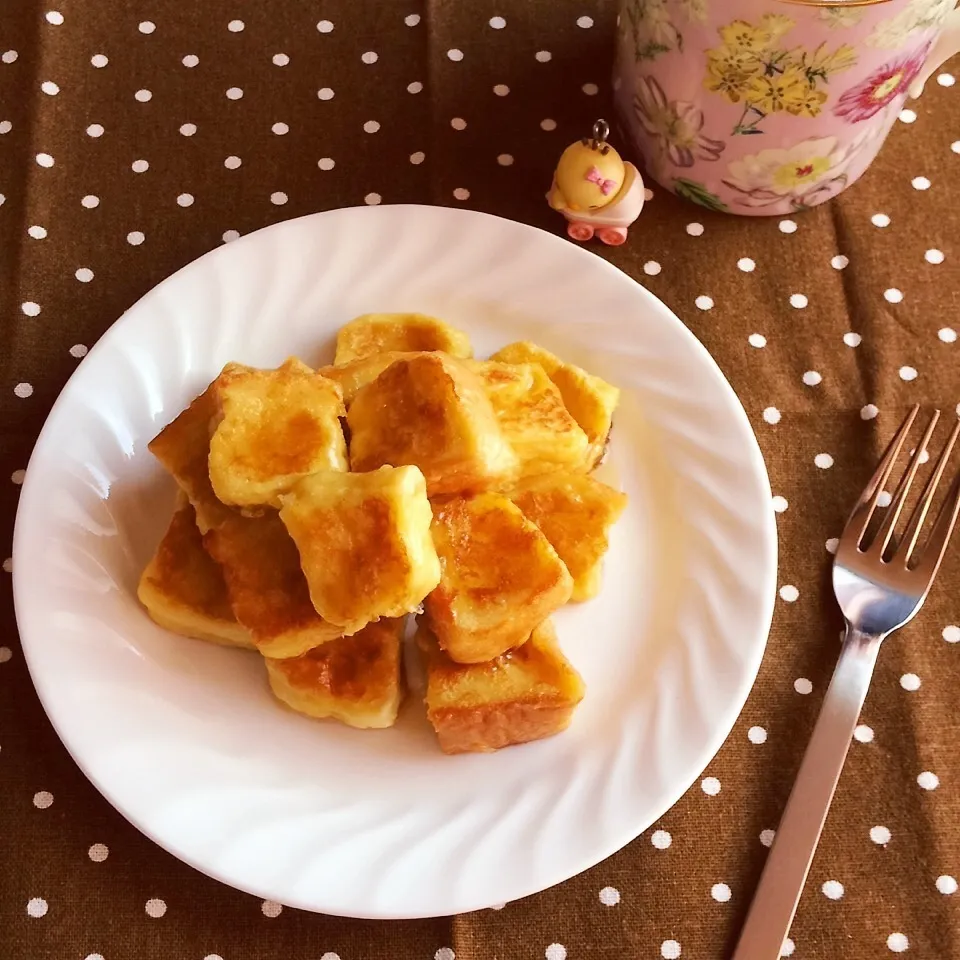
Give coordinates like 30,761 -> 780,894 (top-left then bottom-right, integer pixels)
137,313 -> 626,754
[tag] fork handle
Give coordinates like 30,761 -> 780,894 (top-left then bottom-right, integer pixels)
731,626 -> 882,960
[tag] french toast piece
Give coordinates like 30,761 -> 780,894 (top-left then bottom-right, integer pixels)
208,358 -> 347,508
148,384 -> 233,533
334,312 -> 472,365
279,465 -> 441,633
347,353 -> 518,496
137,495 -> 254,649
417,620 -> 585,754
318,351 -> 418,406
265,618 -> 405,729
424,494 -> 573,663
204,510 -> 344,658
507,473 -> 627,602
490,342 -> 620,470
466,360 -> 589,476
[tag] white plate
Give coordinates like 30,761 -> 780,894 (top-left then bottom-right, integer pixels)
13,204 -> 776,919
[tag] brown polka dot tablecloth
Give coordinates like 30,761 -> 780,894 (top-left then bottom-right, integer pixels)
1,2 -> 959,959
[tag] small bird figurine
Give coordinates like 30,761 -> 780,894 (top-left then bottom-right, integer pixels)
547,119 -> 645,246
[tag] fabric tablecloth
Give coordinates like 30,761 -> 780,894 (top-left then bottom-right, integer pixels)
2,2 -> 959,958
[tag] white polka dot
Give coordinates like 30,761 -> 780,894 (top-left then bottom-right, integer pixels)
760,829 -> 775,847
599,886 -> 620,906
861,403 -> 879,420
182,54 -> 199,67
701,776 -> 721,796
36,153 -> 54,167
85,956 -> 106,960
138,20 -> 156,33
872,213 -> 891,227
405,14 -> 420,26
135,89 -> 152,102
711,882 -> 731,902
822,880 -> 844,900
361,51 -> 378,65
899,365 -> 917,381
364,192 -> 381,205
21,302 -> 40,317
789,293 -> 808,309
131,159 -> 149,173
912,176 -> 931,190
270,192 -> 288,205
535,50 -> 552,62
748,725 -> 767,744
228,19 -> 244,32
938,327 -> 957,343
844,332 -> 862,347
885,288 -> 904,303
2,558 -> 12,573
651,829 -> 672,849
937,875 -> 958,895
41,80 -> 59,95
453,187 -> 470,201
870,825 -> 891,845
27,898 -> 48,918
363,120 -> 380,133
75,267 -> 94,282
88,843 -> 109,862
272,122 -> 289,135
493,84 -> 510,96
489,16 -> 506,28
317,19 -> 334,32
686,222 -> 704,236
643,260 -> 661,276
887,933 -> 909,953
81,195 -> 100,208
943,625 -> 960,643
179,123 -> 197,136
226,87 -> 243,100
877,490 -> 893,508
795,677 -> 813,695
854,724 -> 874,742
2,50 -> 18,63
540,118 -> 557,131
582,82 -> 599,95
577,16 -> 594,28
831,254 -> 849,269
779,219 -> 798,234
900,673 -> 921,691
33,790 -> 53,808
772,496 -> 788,513
925,248 -> 945,264
145,898 -> 166,918
272,53 -> 289,66
451,117 -> 467,130
27,225 -> 47,239
737,257 -> 755,272
661,940 -> 681,960
748,333 -> 766,348
899,108 -> 917,123
11,469 -> 25,484
497,153 -> 513,166
545,946 -> 565,960
0,120 -> 12,134
695,295 -> 713,311
261,899 -> 283,917
780,939 -> 795,958
127,231 -> 145,245
488,904 -> 505,911
803,370 -> 822,386
447,48 -> 464,61
918,771 -> 939,790
436,949 -> 455,960
938,72 -> 955,87
222,230 -> 240,243
317,87 -> 334,100
318,157 -> 335,170
950,139 -> 960,151
762,407 -> 781,425
224,156 -> 241,169
780,584 -> 799,602
815,453 -> 834,469
86,123 -> 104,138
825,537 -> 839,554
69,344 -> 88,358
46,10 -> 64,24
407,81 -> 423,94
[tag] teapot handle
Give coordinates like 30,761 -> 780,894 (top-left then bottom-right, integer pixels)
908,6 -> 960,98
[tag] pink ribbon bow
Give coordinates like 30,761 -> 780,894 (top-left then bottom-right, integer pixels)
585,166 -> 617,196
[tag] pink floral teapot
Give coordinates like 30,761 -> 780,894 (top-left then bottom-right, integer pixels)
612,0 -> 960,215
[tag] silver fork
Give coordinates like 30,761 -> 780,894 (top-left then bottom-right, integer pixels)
732,405 -> 960,960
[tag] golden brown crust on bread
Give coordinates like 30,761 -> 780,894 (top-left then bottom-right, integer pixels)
334,313 -> 472,365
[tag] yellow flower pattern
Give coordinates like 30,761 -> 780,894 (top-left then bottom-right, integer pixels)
704,14 -> 857,135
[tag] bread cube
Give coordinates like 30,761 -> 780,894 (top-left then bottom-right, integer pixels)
318,351 -> 418,406
334,312 -> 472,365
